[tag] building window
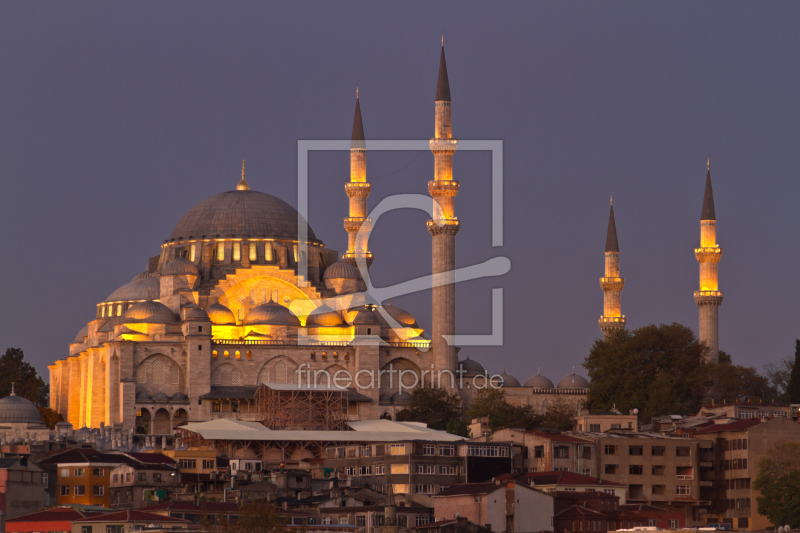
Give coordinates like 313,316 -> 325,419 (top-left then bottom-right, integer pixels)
82,527 -> 93,533
629,465 -> 643,475
213,400 -> 221,412
42,473 -> 48,485
440,465 -> 456,475
265,242 -> 273,261
416,484 -> 435,494
61,485 -> 70,495
153,473 -> 161,481
390,444 -> 406,455
189,244 -> 196,262
359,446 -> 372,457
212,350 -> 218,359
375,465 -> 385,475
604,464 -> 619,474
322,517 -> 332,525
93,468 -> 104,476
116,304 -> 123,316
125,473 -> 131,482
629,446 -> 643,456
416,516 -> 430,527
101,306 -> 105,318
75,485 -> 86,495
61,468 -> 70,477
589,423 -> 601,432
423,444 -> 435,456
652,465 -> 665,475
439,445 -> 455,456
653,485 -> 666,495
112,474 -> 118,483
93,485 -> 104,496
216,243 -> 225,261
203,459 -> 215,469
555,446 -> 570,458
249,242 -> 257,261
107,525 -> 124,533
138,473 -> 146,481
293,244 -> 298,262
392,484 -> 409,494
417,464 -> 435,474
391,464 -> 409,474
137,366 -> 146,383
74,468 -> 86,477
675,486 -> 690,496
652,446 -> 665,456
604,445 -> 618,455
180,459 -> 197,469
676,447 -> 690,457
356,516 -> 366,527
359,466 -> 372,476
233,242 -> 241,261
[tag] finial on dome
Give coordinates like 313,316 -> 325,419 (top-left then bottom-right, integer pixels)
537,368 -> 540,375
572,366 -> 576,374
236,159 -> 250,191
356,85 -> 359,99
610,195 -> 612,206
10,382 -> 16,396
707,156 -> 710,170
442,32 -> 444,46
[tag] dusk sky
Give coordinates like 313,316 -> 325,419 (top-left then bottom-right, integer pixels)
1,2 -> 798,385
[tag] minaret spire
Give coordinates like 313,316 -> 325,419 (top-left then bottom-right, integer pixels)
599,199 -> 625,339
695,160 -> 723,362
236,159 -> 250,191
428,39 -> 460,389
344,88 -> 373,268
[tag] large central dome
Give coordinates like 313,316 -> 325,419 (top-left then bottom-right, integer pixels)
169,190 -> 319,243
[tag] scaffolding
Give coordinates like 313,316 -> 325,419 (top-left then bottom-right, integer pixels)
255,384 -> 349,431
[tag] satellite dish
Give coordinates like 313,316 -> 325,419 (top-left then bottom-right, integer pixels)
633,408 -> 639,415
784,526 -> 791,532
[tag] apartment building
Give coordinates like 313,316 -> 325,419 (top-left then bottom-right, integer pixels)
43,450 -> 118,508
574,410 -> 638,433
692,416 -> 800,531
485,428 -> 595,476
149,448 -> 218,476
0,457 -> 46,520
571,431 -> 702,526
696,403 -> 792,420
323,442 -> 512,498
508,471 -> 627,504
433,481 -> 554,533
109,463 -> 179,509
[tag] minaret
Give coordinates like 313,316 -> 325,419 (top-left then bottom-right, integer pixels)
343,87 -> 373,268
427,37 -> 460,386
694,159 -> 723,363
599,197 -> 626,339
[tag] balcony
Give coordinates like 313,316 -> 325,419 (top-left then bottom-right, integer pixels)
676,475 -> 694,480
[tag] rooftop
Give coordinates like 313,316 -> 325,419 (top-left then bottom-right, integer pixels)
694,418 -> 766,433
73,509 -> 190,523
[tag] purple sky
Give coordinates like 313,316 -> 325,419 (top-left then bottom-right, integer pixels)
1,2 -> 799,386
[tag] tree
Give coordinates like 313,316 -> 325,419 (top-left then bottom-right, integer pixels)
753,441 -> 800,528
764,356 -> 793,403
0,348 -> 49,407
466,388 -> 543,431
706,361 -> 780,405
39,407 -> 64,429
204,501 -> 288,533
787,340 -> 800,404
446,418 -> 470,438
542,395 -> 577,431
395,387 -> 463,431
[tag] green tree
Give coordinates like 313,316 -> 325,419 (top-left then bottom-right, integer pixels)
0,348 -> 49,407
764,356 -> 793,403
787,340 -> 800,404
395,387 -> 463,431
707,360 -> 780,405
203,501 -> 289,533
753,441 -> 800,528
542,395 -> 576,431
446,418 -> 470,438
39,407 -> 64,429
466,388 -> 543,431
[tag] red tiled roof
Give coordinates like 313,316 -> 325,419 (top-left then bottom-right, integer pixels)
124,452 -> 177,465
6,507 -> 102,523
694,418 -> 766,433
555,505 -> 607,518
525,430 -> 592,443
552,491 -> 618,499
523,471 -> 626,487
73,510 -> 190,523
436,482 -> 505,497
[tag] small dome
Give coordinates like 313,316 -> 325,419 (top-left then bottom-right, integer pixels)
379,394 -> 392,404
498,371 -> 521,388
323,260 -> 360,280
391,391 -> 412,404
182,305 -> 210,322
381,302 -> 418,327
243,300 -> 300,327
458,357 -> 486,375
524,371 -> 555,389
557,371 -> 590,390
207,302 -> 236,325
171,393 -> 189,402
162,257 -> 199,276
74,325 -> 88,343
306,304 -> 345,327
105,275 -> 161,303
353,306 -> 381,326
131,271 -> 158,282
151,392 -> 169,402
123,301 -> 178,324
0,388 -> 43,425
136,391 -> 152,402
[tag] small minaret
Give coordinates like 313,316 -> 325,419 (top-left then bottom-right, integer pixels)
427,36 -> 460,385
599,197 -> 626,339
694,159 -> 723,363
343,87 -> 374,268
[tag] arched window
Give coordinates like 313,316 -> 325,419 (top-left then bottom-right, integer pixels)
170,365 -> 179,385
137,366 -> 146,383
275,361 -> 287,384
233,242 -> 241,262
212,367 -> 222,385
231,368 -> 242,385
153,359 -> 165,383
216,243 -> 225,261
265,242 -> 273,261
101,306 -> 105,318
249,242 -> 257,261
293,244 -> 298,262
116,304 -> 122,316
190,244 -> 196,262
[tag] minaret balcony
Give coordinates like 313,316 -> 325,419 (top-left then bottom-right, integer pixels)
694,291 -> 724,306
345,182 -> 371,197
695,247 -> 722,263
427,218 -> 461,236
344,217 -> 372,233
599,277 -> 625,291
428,180 -> 460,196
429,138 -> 458,155
599,316 -> 626,327
343,252 -> 374,267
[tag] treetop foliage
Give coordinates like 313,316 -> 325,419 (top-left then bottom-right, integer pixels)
394,386 -> 464,434
0,348 -> 49,408
753,441 -> 800,528
466,388 -> 543,431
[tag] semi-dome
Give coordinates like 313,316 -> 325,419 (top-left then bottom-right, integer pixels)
105,275 -> 160,303
243,300 -> 301,326
162,257 -> 199,276
323,260 -> 360,280
168,190 -> 320,243
391,391 -> 412,404
458,356 -> 485,375
306,304 -> 345,327
207,302 -> 236,325
73,325 -> 88,343
151,392 -> 169,402
0,387 -> 43,425
499,371 -> 521,388
123,301 -> 178,324
557,371 -> 590,390
524,370 -> 555,389
381,302 -> 418,327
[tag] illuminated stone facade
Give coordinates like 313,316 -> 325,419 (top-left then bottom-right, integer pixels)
694,161 -> 723,363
